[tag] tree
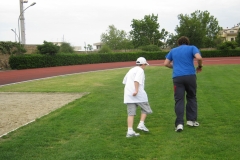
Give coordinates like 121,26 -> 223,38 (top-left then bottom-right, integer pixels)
59,42 -> 74,53
37,41 -> 60,55
130,14 -> 168,48
101,25 -> 132,50
83,44 -> 93,52
236,28 -> 240,47
98,44 -> 112,53
141,45 -> 160,51
217,41 -> 238,50
175,10 -> 221,48
121,36 -> 134,52
165,33 -> 178,49
87,44 -> 93,51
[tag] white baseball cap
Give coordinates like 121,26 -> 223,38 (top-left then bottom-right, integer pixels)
136,57 -> 149,65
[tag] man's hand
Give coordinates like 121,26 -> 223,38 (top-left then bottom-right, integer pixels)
196,66 -> 202,73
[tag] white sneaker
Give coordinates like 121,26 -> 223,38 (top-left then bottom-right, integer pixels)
187,121 -> 200,127
137,124 -> 149,132
175,124 -> 183,132
126,131 -> 140,138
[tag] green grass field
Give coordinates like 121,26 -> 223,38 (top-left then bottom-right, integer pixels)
0,65 -> 239,160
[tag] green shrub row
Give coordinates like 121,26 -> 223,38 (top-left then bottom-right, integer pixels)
200,49 -> 240,57
9,50 -> 240,70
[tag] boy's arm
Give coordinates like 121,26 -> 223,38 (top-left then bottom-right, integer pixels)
122,74 -> 127,84
133,81 -> 139,96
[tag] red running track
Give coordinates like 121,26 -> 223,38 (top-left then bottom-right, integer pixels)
0,57 -> 240,86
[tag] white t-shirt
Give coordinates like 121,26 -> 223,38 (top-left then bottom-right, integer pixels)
123,66 -> 148,104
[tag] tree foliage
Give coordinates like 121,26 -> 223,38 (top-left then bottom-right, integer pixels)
140,45 -> 160,51
100,25 -> 132,50
0,41 -> 26,55
236,28 -> 240,47
87,44 -> 93,51
175,10 -> 221,48
130,14 -> 168,48
59,42 -> 74,53
84,44 -> 93,52
165,33 -> 178,48
217,41 -> 238,50
37,41 -> 60,55
98,45 -> 112,53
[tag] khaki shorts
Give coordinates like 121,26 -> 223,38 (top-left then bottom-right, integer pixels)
127,102 -> 153,116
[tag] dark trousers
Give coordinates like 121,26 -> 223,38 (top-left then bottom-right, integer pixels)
173,75 -> 197,127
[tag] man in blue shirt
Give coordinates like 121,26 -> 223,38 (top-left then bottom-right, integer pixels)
164,36 -> 203,132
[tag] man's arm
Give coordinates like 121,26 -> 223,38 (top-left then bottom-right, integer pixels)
164,59 -> 173,69
195,53 -> 203,67
195,53 -> 203,73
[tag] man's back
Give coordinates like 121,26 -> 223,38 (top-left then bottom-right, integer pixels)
167,45 -> 199,77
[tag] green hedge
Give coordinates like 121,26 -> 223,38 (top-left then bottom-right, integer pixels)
9,50 -> 240,70
200,49 -> 240,57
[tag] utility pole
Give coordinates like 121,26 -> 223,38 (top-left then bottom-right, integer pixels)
18,0 -> 36,44
19,0 -> 26,44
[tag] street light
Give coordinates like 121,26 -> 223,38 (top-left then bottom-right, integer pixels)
11,29 -> 19,42
18,1 -> 36,44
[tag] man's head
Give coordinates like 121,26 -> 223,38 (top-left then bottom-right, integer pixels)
136,57 -> 149,67
177,36 -> 190,46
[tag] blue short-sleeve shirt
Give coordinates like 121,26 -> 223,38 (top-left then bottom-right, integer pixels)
165,45 -> 200,78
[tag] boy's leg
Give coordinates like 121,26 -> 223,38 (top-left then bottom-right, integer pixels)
140,113 -> 147,122
137,102 -> 152,132
137,113 -> 149,132
127,115 -> 134,128
126,103 -> 139,137
127,103 -> 137,129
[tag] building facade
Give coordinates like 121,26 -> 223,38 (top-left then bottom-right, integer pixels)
219,25 -> 239,42
93,42 -> 103,51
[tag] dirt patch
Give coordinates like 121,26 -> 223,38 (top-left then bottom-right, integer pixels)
0,92 -> 88,137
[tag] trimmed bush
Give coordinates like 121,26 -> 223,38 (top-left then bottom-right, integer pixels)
200,49 -> 240,57
9,50 -> 240,70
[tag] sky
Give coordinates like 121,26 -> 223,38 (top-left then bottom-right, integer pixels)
0,0 -> 239,50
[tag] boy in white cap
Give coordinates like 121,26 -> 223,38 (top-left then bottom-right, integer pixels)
123,57 -> 153,137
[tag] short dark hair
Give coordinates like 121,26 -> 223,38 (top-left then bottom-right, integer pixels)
177,36 -> 190,45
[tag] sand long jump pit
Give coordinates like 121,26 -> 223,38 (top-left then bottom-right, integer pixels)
0,92 -> 88,137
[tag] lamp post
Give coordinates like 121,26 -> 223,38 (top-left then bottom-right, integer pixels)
11,29 -> 19,42
18,1 -> 36,44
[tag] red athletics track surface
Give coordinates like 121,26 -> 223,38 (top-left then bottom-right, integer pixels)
0,57 -> 240,86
